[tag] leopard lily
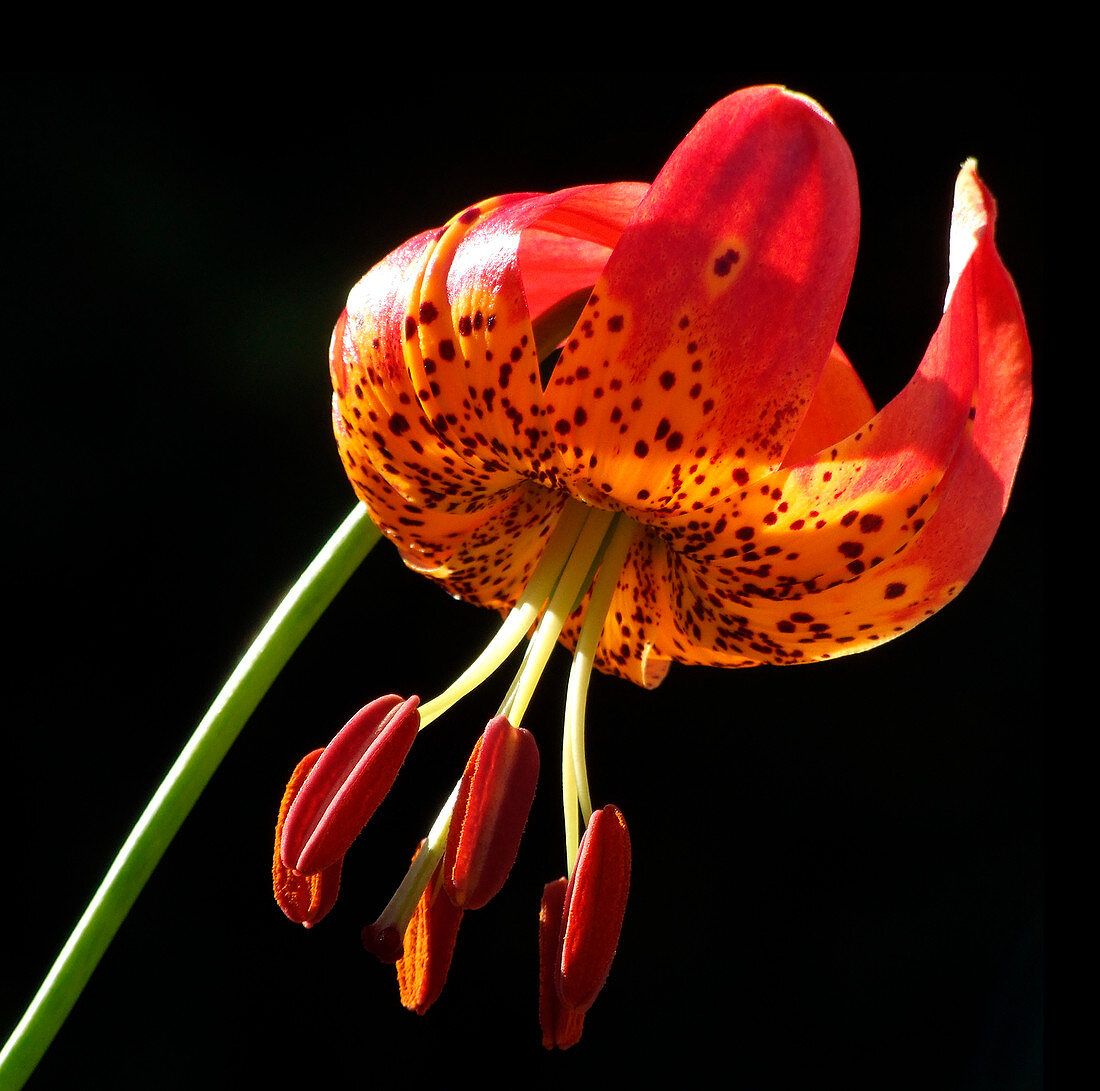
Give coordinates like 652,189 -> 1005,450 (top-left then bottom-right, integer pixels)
273,85 -> 1031,1048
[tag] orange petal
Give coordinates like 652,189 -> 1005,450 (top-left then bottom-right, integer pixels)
334,185 -> 647,607
780,343 -> 875,467
272,749 -> 342,927
547,86 -> 860,512
409,185 -> 644,489
623,162 -> 1030,668
444,716 -> 539,910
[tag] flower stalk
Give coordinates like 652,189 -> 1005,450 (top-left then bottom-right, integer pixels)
0,504 -> 381,1091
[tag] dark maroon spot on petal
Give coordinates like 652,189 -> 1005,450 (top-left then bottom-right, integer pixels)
608,315 -> 624,332
840,511 -> 859,528
659,371 -> 675,390
655,419 -> 670,441
459,206 -> 481,223
713,248 -> 741,276
884,582 -> 907,599
439,339 -> 456,361
419,302 -> 438,324
634,440 -> 649,457
574,407 -> 587,426
405,316 -> 418,340
838,541 -> 863,558
859,514 -> 884,533
666,432 -> 683,452
733,468 -> 750,486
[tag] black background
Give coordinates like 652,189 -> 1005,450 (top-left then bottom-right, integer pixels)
3,72 -> 1042,1089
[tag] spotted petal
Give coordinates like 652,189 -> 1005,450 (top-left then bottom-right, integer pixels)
545,86 -> 860,515
643,159 -> 1030,667
333,184 -> 647,606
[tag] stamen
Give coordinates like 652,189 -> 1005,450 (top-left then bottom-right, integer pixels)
417,497 -> 590,729
501,506 -> 617,728
562,517 -> 639,872
444,716 -> 539,910
363,779 -> 461,961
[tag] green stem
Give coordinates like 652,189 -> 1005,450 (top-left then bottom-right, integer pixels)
0,503 -> 380,1091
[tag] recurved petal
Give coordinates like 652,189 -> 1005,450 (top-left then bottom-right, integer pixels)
545,86 -> 860,514
634,161 -> 1030,667
780,343 -> 875,467
837,161 -> 1030,637
664,253 -> 980,602
336,185 -> 648,607
334,227 -> 513,517
333,226 -> 527,579
408,184 -> 647,492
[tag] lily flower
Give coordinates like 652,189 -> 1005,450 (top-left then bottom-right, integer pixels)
274,85 -> 1031,1048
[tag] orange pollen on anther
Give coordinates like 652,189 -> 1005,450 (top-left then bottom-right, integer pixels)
273,749 -> 343,928
395,857 -> 465,1016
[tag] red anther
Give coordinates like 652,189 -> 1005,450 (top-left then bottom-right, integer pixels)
444,715 -> 539,910
280,694 -> 420,876
396,862 -> 464,1016
272,749 -> 342,927
538,877 -> 585,1050
556,804 -> 631,1014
